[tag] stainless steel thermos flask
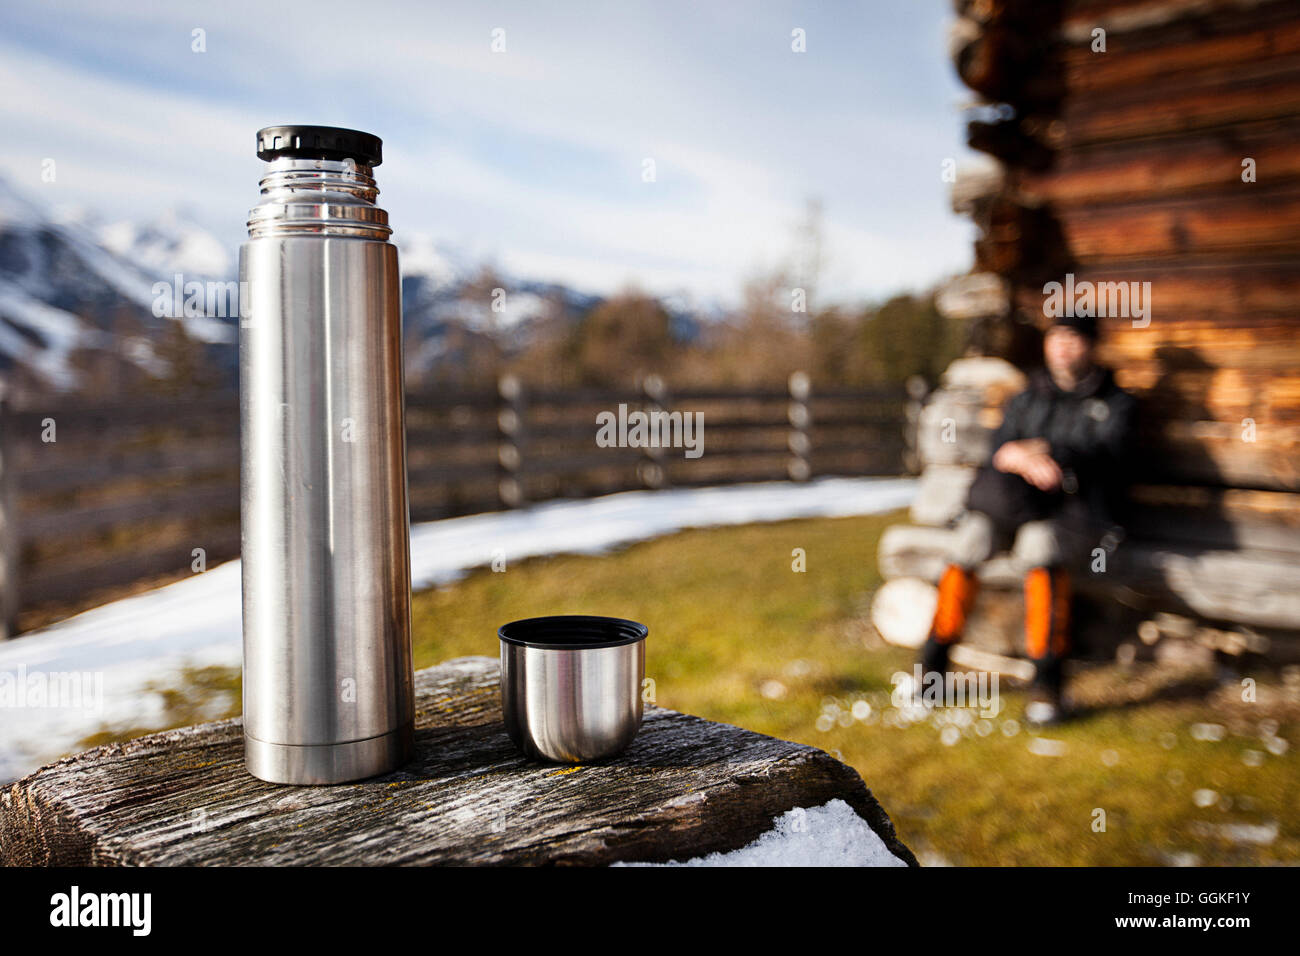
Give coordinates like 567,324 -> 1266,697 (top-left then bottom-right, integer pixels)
239,125 -> 415,785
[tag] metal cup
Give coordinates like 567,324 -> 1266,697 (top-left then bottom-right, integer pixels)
499,615 -> 647,763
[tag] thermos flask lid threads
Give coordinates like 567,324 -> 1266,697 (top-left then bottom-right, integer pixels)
256,125 -> 383,167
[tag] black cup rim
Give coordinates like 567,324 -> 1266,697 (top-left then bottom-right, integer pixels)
498,615 -> 648,650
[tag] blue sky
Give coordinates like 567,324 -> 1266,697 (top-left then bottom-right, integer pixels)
0,0 -> 979,305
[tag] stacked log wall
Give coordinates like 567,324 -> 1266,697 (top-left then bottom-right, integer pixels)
945,0 -> 1300,567
875,0 -> 1300,655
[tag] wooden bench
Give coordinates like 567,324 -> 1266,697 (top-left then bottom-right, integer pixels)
933,0 -> 1300,667
0,656 -> 916,866
875,357 -> 1300,667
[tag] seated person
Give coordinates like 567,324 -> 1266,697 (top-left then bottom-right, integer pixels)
917,312 -> 1137,725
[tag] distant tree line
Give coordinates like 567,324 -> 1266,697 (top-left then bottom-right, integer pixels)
30,281 -> 966,402
493,280 -> 966,392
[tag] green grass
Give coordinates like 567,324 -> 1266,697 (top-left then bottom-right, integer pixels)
76,510 -> 1299,865
77,664 -> 242,749
409,510 -> 1300,866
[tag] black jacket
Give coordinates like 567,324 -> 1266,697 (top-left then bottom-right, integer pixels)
966,365 -> 1137,533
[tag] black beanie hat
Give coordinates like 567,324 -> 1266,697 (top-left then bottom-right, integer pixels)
1048,313 -> 1099,340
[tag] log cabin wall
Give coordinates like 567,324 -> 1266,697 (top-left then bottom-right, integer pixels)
945,0 -> 1300,582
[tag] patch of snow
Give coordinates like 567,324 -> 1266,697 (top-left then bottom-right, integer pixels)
398,232 -> 465,290
47,219 -> 159,310
0,177 -> 236,385
614,799 -> 909,867
99,209 -> 231,280
1189,722 -> 1226,742
0,280 -> 90,388
1027,736 -> 1067,757
175,310 -> 238,345
423,289 -> 550,332
1189,820 -> 1278,846
483,289 -> 548,330
0,477 -> 915,783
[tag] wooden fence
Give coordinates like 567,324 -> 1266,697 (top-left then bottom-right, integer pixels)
0,377 -> 912,635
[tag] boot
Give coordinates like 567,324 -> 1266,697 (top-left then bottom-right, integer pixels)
920,635 -> 949,679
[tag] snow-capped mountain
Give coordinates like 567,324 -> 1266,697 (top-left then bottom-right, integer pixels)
0,178 -> 236,395
398,231 -> 601,334
0,177 -> 707,397
99,209 -> 232,281
393,232 -> 713,374
396,231 -> 616,376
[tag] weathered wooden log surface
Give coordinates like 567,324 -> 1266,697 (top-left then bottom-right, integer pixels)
1017,129 -> 1300,207
1061,8 -> 1300,92
911,464 -> 978,528
935,271 -> 1009,320
0,656 -> 916,867
1059,0 -> 1294,43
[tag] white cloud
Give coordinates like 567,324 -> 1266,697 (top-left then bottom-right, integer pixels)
0,0 -> 976,305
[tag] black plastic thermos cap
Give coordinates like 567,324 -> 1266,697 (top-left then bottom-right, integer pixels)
255,125 -> 383,166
